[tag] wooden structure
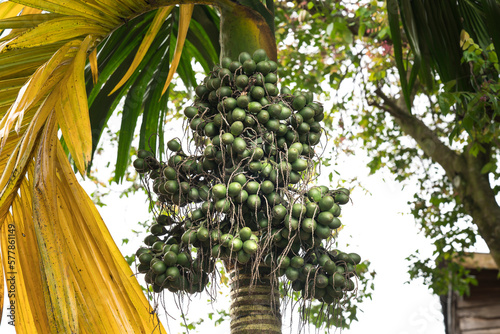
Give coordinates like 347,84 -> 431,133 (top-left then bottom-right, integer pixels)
441,253 -> 500,334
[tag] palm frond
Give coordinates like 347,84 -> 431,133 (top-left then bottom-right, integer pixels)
480,0 -> 500,54
392,0 -> 483,104
110,6 -> 174,95
459,0 -> 490,50
85,5 -> 220,181
387,0 -> 411,110
1,164 -> 52,332
0,1 -> 28,35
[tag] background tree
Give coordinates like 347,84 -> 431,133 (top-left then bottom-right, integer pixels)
272,0 -> 500,295
387,0 -> 500,292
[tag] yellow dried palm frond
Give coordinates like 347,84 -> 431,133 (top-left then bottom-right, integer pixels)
1,164 -> 52,332
0,0 -> 204,332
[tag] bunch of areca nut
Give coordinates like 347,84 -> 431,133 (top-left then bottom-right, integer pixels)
133,49 -> 361,305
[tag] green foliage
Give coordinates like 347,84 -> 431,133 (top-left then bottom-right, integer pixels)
406,175 -> 479,296
82,0 -> 499,329
272,0 -> 499,299
180,315 -> 205,332
442,39 -> 500,148
85,7 -> 220,182
208,309 -> 230,326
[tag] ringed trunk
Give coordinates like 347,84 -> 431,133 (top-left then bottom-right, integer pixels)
226,262 -> 282,333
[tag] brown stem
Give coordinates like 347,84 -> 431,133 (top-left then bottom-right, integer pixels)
372,87 -> 461,180
461,149 -> 500,267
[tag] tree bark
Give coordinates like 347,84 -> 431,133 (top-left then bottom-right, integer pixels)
217,2 -> 281,332
373,89 -> 500,268
226,262 -> 282,334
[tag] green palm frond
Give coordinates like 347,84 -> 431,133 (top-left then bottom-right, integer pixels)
481,0 -> 500,55
84,5 -> 220,181
0,1 -> 220,331
390,0 -> 500,106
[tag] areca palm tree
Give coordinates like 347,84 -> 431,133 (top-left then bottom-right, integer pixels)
2,0 -> 498,332
0,0 -> 277,332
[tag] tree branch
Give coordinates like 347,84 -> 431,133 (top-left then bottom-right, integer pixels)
372,88 -> 500,267
372,87 -> 462,180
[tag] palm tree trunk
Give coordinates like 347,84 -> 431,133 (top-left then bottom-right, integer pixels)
218,2 -> 280,332
226,263 -> 282,334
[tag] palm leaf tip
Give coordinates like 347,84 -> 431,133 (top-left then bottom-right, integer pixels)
109,6 -> 174,96
162,4 -> 195,95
